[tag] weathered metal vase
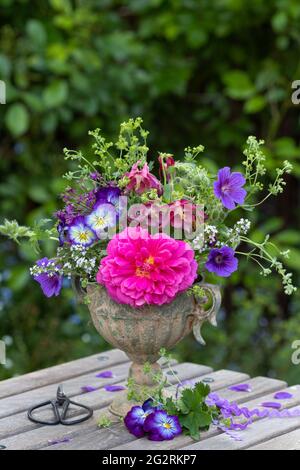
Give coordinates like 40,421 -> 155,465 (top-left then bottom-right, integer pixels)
85,282 -> 221,416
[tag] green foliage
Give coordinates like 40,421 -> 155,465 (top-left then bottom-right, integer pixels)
0,0 -> 300,383
163,382 -> 215,440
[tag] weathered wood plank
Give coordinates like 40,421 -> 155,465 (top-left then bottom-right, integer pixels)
46,369 -> 250,451
0,357 -> 181,438
249,428 -> 300,450
182,385 -> 300,450
113,374 -> 285,451
0,362 -> 212,450
0,349 -> 128,400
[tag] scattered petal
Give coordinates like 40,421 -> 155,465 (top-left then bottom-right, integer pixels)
274,391 -> 293,400
229,384 -> 252,393
81,385 -> 97,393
261,402 -> 282,409
48,437 -> 71,446
104,385 -> 126,392
95,370 -> 114,379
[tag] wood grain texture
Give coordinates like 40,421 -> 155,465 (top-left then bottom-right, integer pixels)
0,362 -> 212,450
48,370 -> 250,450
0,349 -> 128,400
113,374 -> 286,451
249,428 -> 300,450
182,385 -> 300,450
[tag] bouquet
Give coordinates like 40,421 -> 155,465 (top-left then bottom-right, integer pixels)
0,117 -> 296,304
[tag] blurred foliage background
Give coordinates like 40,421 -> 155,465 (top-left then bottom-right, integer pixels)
0,0 -> 300,383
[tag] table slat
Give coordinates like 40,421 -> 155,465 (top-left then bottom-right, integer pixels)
113,375 -> 285,451
248,428 -> 300,450
47,369 -> 251,450
182,385 -> 300,450
0,362 -> 212,450
0,349 -> 128,400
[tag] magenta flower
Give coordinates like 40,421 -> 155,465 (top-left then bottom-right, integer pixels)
214,167 -> 246,210
125,162 -> 163,195
33,258 -> 63,298
205,246 -> 238,277
96,227 -> 198,307
143,410 -> 182,441
124,405 -> 154,438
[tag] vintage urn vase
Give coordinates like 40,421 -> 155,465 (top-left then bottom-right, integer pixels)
85,282 -> 221,417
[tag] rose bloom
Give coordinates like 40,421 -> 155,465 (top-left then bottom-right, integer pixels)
96,227 -> 198,307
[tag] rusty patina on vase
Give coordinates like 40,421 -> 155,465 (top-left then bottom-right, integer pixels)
85,282 -> 221,417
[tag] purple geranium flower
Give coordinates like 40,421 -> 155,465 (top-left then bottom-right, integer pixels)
205,246 -> 238,277
68,216 -> 96,246
143,410 -> 182,441
214,167 -> 246,210
34,258 -> 63,298
124,405 -> 154,438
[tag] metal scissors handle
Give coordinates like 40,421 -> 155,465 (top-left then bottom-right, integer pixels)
27,385 -> 93,426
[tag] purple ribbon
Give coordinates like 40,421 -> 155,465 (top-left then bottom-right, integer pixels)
206,392 -> 300,431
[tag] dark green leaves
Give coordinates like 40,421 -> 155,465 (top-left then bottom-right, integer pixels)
162,382 -> 214,441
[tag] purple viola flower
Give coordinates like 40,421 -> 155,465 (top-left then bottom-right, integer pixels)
205,246 -> 238,277
214,167 -> 246,210
68,216 -> 96,246
124,405 -> 153,438
85,201 -> 117,237
33,258 -> 63,298
143,410 -> 182,441
96,186 -> 121,210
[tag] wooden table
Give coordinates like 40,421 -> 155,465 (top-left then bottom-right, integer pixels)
0,348 -> 299,450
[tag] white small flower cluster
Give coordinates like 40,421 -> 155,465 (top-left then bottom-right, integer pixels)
192,225 -> 218,252
234,218 -> 251,235
29,261 -> 62,278
69,244 -> 97,278
225,218 -> 251,245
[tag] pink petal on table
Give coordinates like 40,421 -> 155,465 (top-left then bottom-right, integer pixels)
81,385 -> 97,393
95,370 -> 114,378
229,384 -> 252,392
274,391 -> 293,400
261,402 -> 282,409
104,385 -> 126,392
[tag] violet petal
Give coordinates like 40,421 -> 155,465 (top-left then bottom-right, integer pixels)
229,384 -> 252,393
261,402 -> 282,409
274,391 -> 293,400
95,370 -> 114,379
104,385 -> 126,392
48,437 -> 71,446
81,385 -> 97,393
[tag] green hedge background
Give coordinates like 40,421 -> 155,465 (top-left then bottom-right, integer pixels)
1,0 -> 300,383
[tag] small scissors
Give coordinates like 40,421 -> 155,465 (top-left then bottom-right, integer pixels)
27,385 -> 93,426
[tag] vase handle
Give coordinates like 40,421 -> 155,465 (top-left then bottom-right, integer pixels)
71,276 -> 86,304
192,282 -> 222,345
